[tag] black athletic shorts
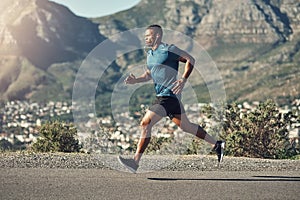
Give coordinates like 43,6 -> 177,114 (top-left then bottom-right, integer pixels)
149,96 -> 185,119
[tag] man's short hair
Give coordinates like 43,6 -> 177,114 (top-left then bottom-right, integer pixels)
146,24 -> 163,37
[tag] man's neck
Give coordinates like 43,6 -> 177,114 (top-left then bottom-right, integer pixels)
152,41 -> 162,51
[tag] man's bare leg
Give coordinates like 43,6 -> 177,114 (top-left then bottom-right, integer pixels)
172,114 -> 217,145
134,110 -> 163,164
172,113 -> 225,163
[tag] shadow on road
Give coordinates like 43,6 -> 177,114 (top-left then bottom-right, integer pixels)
147,176 -> 300,182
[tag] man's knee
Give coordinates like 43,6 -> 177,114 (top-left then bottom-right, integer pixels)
140,117 -> 151,127
140,118 -> 152,137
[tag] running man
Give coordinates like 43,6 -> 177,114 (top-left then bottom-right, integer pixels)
118,24 -> 225,173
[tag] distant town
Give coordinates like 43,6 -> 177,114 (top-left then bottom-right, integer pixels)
0,99 -> 299,152
0,101 -> 72,149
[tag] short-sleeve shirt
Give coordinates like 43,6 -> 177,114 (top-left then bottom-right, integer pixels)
146,43 -> 182,98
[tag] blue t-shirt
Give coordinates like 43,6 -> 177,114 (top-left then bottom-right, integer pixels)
147,43 -> 181,98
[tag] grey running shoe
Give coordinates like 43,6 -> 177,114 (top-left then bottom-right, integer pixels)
213,141 -> 225,163
118,156 -> 139,173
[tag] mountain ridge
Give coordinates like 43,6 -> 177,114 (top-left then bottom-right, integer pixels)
0,0 -> 299,108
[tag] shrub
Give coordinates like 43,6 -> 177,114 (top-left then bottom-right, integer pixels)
186,138 -> 205,155
145,136 -> 173,154
32,120 -> 81,153
0,139 -> 13,151
202,100 -> 298,159
220,100 -> 298,159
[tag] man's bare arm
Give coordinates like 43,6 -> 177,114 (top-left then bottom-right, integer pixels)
179,51 -> 195,80
172,51 -> 195,94
124,70 -> 152,84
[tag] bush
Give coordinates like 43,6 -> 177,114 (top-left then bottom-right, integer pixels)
186,138 -> 205,155
202,100 -> 299,159
220,100 -> 298,159
32,120 -> 81,153
0,139 -> 13,151
145,136 -> 173,154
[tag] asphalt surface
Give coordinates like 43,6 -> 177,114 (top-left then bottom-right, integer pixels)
1,168 -> 299,200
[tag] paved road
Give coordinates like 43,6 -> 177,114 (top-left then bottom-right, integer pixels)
1,168 -> 299,200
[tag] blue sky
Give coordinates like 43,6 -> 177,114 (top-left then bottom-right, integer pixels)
49,0 -> 141,18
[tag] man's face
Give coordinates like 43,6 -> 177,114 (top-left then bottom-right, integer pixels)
144,28 -> 157,47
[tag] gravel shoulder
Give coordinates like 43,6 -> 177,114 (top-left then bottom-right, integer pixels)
0,152 -> 299,172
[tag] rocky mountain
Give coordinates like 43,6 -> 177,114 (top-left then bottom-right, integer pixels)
84,0 -> 300,105
0,0 -> 104,101
0,0 -> 299,107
